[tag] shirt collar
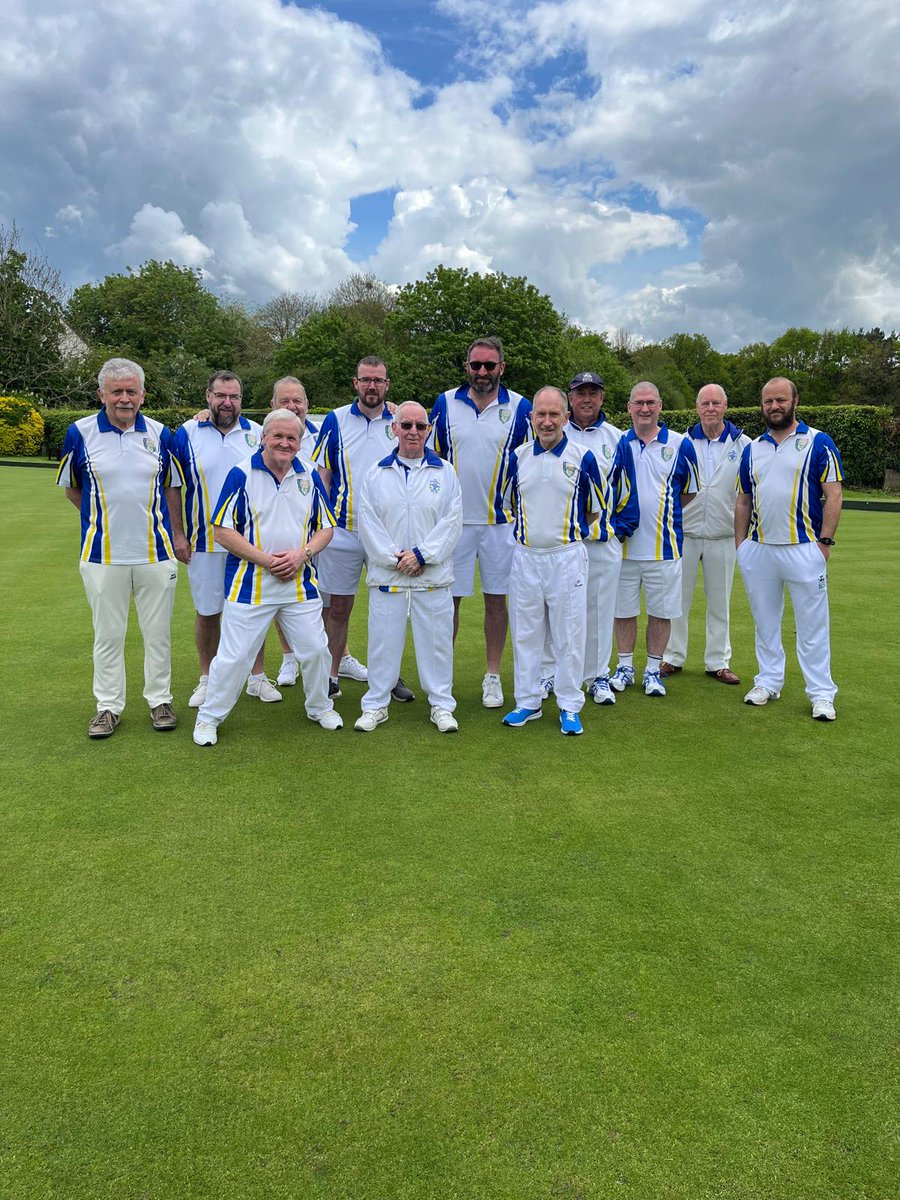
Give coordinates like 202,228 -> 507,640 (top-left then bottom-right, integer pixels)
532,433 -> 568,457
378,447 -> 445,469
760,420 -> 809,447
350,399 -> 391,421
97,409 -> 148,435
453,383 -> 511,411
626,422 -> 668,446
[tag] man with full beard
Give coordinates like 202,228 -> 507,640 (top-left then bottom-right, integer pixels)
735,377 -> 844,721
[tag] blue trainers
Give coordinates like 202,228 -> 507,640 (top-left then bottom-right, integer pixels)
501,706 -> 543,727
609,664 -> 635,692
643,670 -> 666,697
588,675 -> 616,705
559,710 -> 584,736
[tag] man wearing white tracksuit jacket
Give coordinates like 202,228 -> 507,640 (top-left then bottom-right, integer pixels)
356,403 -> 463,733
663,385 -> 751,684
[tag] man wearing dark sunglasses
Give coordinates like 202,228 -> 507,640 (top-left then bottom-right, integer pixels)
430,336 -> 532,711
356,403 -> 463,734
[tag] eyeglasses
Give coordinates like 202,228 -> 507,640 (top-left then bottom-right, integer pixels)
468,360 -> 499,372
398,421 -> 430,432
210,391 -> 241,402
357,376 -> 389,385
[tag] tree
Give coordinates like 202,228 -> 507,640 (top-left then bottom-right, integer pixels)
0,223 -> 69,398
68,260 -> 250,373
661,333 -> 732,397
253,290 -> 321,345
628,344 -> 693,409
385,265 -> 568,404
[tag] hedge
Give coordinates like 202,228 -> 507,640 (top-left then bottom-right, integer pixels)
40,403 -> 892,488
0,396 -> 45,456
606,405 -> 892,489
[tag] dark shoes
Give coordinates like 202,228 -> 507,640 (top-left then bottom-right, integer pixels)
150,703 -> 178,731
706,668 -> 740,685
391,677 -> 415,703
88,710 -> 119,739
659,662 -> 682,678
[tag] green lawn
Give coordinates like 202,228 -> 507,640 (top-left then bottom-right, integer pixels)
1,467 -> 898,1199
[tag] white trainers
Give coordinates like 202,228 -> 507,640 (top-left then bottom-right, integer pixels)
744,686 -> 781,706
192,718 -> 218,746
482,673 -> 503,708
588,676 -> 616,705
246,675 -> 282,703
355,708 -> 388,732
188,676 -> 209,708
540,676 -> 555,700
609,664 -> 635,692
811,699 -> 836,721
311,709 -> 343,730
338,654 -> 368,682
643,670 -> 666,697
276,656 -> 299,687
430,706 -> 458,733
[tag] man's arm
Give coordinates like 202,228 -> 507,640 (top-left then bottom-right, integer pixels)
165,486 -> 191,564
817,481 -> 842,560
213,525 -> 272,567
734,494 -> 751,547
65,487 -> 81,510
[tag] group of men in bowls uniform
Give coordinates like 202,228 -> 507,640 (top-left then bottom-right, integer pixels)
57,340 -> 844,744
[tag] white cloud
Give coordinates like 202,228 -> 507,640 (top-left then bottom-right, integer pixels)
1,0 -> 898,347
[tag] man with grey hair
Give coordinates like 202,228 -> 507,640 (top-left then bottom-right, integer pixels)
193,408 -> 341,745
57,357 -> 188,738
173,370 -> 279,707
355,402 -> 463,733
270,376 -> 319,460
662,384 -> 751,684
612,381 -> 701,698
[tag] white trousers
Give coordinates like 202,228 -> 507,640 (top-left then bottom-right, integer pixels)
665,535 -> 737,671
199,598 -> 333,725
737,540 -> 836,701
511,542 -> 588,712
361,588 -> 455,711
541,537 -> 622,682
79,560 -> 178,714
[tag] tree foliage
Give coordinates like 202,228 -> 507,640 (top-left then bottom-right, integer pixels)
0,224 -> 69,399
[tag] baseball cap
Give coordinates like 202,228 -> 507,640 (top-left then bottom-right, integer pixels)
568,372 -> 604,390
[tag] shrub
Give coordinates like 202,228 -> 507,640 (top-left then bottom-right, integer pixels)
0,396 -> 45,456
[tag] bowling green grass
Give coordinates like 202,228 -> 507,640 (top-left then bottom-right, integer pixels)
1,466 -> 897,1200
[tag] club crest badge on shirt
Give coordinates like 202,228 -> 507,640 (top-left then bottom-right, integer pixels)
795,438 -> 808,451
298,477 -> 311,495
428,479 -> 440,494
245,434 -> 258,447
499,408 -> 511,424
563,462 -> 577,480
142,437 -> 158,454
661,446 -> 673,462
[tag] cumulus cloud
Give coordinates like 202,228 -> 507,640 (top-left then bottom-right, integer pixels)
2,0 -> 898,346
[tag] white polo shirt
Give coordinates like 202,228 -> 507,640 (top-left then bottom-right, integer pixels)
564,415 -> 639,542
211,451 -> 336,605
621,425 -> 701,561
506,435 -> 604,551
57,410 -> 182,565
737,422 -> 843,545
311,402 -> 395,531
173,416 -> 263,553
681,420 -> 751,540
430,384 -> 532,526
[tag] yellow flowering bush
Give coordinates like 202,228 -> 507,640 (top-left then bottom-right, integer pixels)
0,396 -> 45,456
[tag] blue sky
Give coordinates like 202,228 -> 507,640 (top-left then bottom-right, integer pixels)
3,0 -> 898,348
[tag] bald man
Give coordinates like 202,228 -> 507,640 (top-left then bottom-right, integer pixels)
662,384 -> 751,684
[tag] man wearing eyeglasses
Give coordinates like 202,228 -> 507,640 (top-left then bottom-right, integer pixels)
611,382 -> 701,698
354,403 -> 463,734
430,336 -> 532,710
312,357 -> 416,703
172,371 -> 279,708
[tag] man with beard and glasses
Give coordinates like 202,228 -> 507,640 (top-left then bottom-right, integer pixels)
173,371 -> 279,707
312,357 -> 415,704
430,336 -> 532,710
735,377 -> 844,721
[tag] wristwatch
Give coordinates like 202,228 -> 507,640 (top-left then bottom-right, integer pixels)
817,536 -> 835,546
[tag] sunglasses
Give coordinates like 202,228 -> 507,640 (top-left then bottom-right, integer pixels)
468,360 -> 499,372
398,421 -> 430,432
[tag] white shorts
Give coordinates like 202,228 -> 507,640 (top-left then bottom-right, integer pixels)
452,524 -> 515,597
315,526 -> 367,596
616,558 -> 683,619
188,551 -> 227,616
